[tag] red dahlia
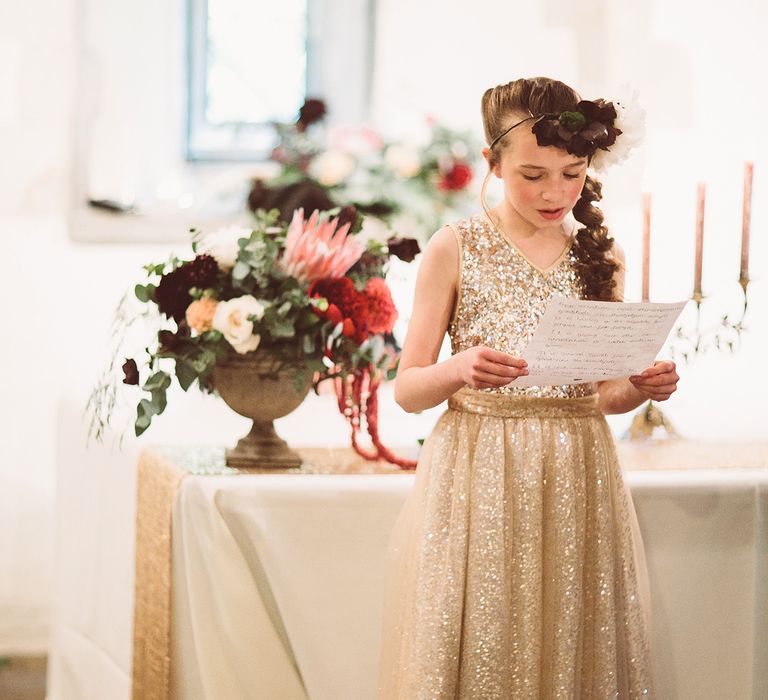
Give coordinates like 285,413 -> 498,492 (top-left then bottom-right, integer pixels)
309,277 -> 370,343
363,278 -> 397,334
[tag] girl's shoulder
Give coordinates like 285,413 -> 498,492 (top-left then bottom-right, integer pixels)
438,212 -> 486,243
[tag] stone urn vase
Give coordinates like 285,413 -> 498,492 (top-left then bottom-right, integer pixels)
212,348 -> 313,468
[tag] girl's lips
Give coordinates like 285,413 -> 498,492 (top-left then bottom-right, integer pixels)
538,208 -> 564,220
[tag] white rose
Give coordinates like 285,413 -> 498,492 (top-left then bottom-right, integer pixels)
385,144 -> 421,178
590,85 -> 646,174
212,295 -> 266,354
308,149 -> 356,186
197,225 -> 252,270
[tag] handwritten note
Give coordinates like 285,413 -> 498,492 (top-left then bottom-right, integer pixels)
509,297 -> 689,387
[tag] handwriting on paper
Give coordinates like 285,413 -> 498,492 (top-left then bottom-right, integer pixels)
509,297 -> 689,387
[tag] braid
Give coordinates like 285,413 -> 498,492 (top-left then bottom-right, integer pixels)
571,174 -> 621,301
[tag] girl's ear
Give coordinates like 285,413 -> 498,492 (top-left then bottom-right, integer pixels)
481,147 -> 500,178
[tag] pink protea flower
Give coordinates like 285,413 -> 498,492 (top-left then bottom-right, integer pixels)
279,208 -> 365,282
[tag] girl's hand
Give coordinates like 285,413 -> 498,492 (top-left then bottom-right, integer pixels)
628,360 -> 679,402
454,346 -> 528,389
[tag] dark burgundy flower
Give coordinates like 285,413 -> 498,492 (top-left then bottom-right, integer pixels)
247,178 -> 272,213
155,268 -> 192,322
531,117 -> 560,144
437,161 -> 473,191
386,237 -> 421,262
296,98 -> 327,131
565,134 -> 591,157
580,121 -> 608,141
556,123 -> 575,142
184,255 -> 218,288
155,255 -> 219,323
122,358 -> 139,385
531,101 -> 622,159
336,205 -> 359,232
158,330 -> 186,354
578,99 -> 617,124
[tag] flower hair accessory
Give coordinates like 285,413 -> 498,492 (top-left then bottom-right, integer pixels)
489,87 -> 645,174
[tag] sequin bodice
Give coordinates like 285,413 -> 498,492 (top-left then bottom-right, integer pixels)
447,212 -> 597,398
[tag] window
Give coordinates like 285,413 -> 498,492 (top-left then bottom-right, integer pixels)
186,0 -> 376,162
69,0 -> 376,242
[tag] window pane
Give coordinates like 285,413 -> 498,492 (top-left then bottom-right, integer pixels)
205,0 -> 308,125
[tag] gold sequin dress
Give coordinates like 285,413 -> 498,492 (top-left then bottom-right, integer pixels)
377,212 -> 656,699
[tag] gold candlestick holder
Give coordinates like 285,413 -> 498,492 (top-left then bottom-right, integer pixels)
623,277 -> 751,441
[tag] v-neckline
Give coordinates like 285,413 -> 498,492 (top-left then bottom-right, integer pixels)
481,211 -> 576,276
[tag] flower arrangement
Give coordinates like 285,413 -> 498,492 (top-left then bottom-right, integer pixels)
87,205 -> 420,469
248,98 -> 481,243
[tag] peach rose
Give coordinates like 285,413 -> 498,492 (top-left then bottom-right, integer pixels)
185,297 -> 218,333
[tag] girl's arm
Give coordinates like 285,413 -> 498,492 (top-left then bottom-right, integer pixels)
394,226 -> 528,413
596,241 -> 680,414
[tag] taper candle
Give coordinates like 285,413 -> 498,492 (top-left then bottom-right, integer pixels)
694,183 -> 705,298
741,162 -> 753,282
642,193 -> 651,302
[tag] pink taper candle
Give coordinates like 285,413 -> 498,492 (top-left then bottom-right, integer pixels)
642,193 -> 651,302
740,162 -> 753,283
693,183 -> 705,299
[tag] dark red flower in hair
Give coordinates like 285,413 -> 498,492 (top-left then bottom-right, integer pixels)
531,99 -> 622,158
437,161 -> 473,191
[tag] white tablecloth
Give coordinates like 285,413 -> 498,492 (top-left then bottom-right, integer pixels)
48,440 -> 768,700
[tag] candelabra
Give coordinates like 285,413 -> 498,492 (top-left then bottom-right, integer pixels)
624,163 -> 754,441
624,279 -> 751,440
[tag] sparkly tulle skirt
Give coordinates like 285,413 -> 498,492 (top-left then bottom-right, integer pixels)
377,387 -> 656,699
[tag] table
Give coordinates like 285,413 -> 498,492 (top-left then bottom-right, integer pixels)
49,439 -> 768,700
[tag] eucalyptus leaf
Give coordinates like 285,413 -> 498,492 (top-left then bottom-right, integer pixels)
143,371 -> 171,392
232,261 -> 250,281
134,284 -> 156,303
175,361 -> 198,391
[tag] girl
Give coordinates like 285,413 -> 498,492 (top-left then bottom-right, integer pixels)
377,77 -> 678,698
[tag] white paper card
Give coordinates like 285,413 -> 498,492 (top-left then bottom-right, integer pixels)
509,297 -> 689,387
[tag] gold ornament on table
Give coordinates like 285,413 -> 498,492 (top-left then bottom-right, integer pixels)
625,163 -> 754,441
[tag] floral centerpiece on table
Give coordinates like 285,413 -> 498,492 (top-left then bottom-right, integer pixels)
248,97 -> 481,243
86,206 -> 420,469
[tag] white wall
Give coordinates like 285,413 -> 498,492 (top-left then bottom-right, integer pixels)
1,0 -> 767,653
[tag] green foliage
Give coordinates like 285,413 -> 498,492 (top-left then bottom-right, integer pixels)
134,283 -> 156,303
86,208 -> 405,445
135,371 -> 171,435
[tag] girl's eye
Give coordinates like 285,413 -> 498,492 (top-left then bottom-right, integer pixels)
522,173 -> 581,181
